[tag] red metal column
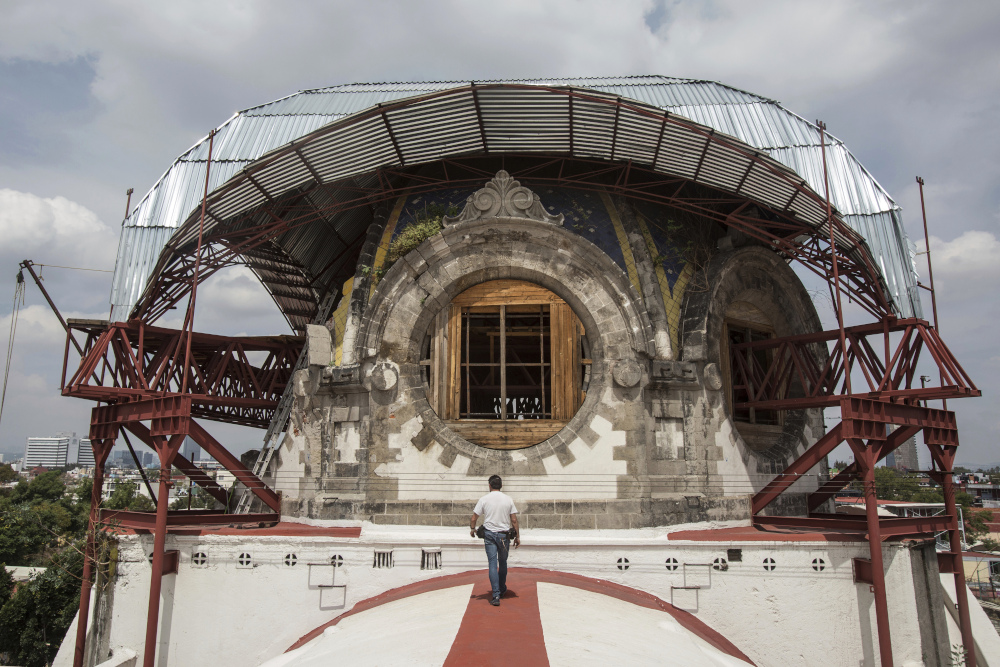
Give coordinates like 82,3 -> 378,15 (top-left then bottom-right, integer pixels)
941,466 -> 977,666
73,438 -> 113,667
852,440 -> 893,667
143,434 -> 181,667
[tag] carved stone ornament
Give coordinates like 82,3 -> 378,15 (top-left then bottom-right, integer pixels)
369,361 -> 399,392
443,170 -> 564,226
612,359 -> 643,388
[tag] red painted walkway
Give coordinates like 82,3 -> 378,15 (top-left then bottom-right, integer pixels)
286,567 -> 755,665
444,576 -> 549,667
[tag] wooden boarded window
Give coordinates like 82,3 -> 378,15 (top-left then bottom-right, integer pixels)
421,280 -> 588,450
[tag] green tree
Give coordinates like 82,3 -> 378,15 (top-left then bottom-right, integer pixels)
870,467 -> 919,501
11,471 -> 66,504
104,482 -> 155,512
0,464 -> 16,484
910,489 -> 944,504
966,509 -> 994,544
0,546 -> 84,667
0,564 -> 13,608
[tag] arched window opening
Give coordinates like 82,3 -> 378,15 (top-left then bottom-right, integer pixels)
421,280 -> 589,449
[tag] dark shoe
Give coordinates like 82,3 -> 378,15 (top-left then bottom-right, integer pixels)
490,597 -> 500,606
500,588 -> 508,598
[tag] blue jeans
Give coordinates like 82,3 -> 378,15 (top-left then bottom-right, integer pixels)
483,529 -> 510,600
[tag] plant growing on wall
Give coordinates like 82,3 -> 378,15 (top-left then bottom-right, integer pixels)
373,204 -> 457,285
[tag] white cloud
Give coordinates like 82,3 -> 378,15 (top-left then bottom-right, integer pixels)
924,231 -> 1000,277
0,188 -> 118,268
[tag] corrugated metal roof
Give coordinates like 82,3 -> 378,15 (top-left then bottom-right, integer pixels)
111,76 -> 920,321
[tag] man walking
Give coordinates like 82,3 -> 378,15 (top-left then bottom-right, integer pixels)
470,474 -> 520,606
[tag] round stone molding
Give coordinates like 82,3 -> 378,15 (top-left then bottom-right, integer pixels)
357,215 -> 655,465
369,362 -> 399,392
613,360 -> 643,388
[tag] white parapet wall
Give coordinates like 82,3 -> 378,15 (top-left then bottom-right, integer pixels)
58,520 -> 993,667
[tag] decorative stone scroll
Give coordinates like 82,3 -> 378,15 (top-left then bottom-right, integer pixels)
443,170 -> 564,226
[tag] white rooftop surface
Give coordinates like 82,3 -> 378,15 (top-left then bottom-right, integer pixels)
261,584 -> 473,667
537,583 -> 752,667
259,581 -> 753,667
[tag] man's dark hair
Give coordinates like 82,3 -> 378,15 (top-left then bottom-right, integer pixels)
488,474 -> 502,490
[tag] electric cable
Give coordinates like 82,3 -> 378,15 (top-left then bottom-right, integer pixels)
0,269 -> 26,431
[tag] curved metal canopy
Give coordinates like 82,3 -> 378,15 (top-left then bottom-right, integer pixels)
127,82 -> 904,327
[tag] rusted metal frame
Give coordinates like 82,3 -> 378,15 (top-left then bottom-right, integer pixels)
112,332 -> 148,390
853,332 -> 888,389
119,429 -> 157,504
244,170 -> 274,203
294,147 -> 324,185
19,260 -> 88,357
734,157 -> 757,195
754,513 -> 954,536
887,326 -> 920,392
916,325 -> 963,388
926,326 -> 976,391
847,438 -> 893,667
846,332 -> 879,393
66,329 -> 114,390
186,419 -> 280,512
609,98 -> 622,162
142,332 -> 182,392
99,509 -> 277,529
124,421 -> 229,507
179,129 -> 215,398
138,154 -> 891,325
568,92 -> 574,155
740,337 -> 792,404
786,340 -> 825,398
819,121 -> 851,395
234,345 -> 265,397
204,341 -> 237,393
143,431 -> 183,667
807,463 -> 858,513
928,441 -> 977,665
751,422 -> 845,514
72,436 -> 114,667
470,85 -> 489,153
916,177 -> 941,335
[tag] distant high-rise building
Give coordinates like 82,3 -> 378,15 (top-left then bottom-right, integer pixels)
885,425 -> 920,471
78,438 -> 96,467
182,436 -> 200,462
894,436 -> 919,471
24,436 -> 70,469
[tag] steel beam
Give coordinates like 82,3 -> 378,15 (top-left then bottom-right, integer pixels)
73,438 -> 113,667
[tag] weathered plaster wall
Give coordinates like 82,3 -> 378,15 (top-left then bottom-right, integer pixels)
64,528 -> 980,667
273,186 -> 826,527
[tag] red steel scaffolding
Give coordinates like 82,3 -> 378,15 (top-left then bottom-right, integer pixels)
45,146 -> 979,666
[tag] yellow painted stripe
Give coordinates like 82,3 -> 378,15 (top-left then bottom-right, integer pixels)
368,195 -> 408,300
331,276 -> 354,366
599,191 -> 643,298
635,211 -> 692,354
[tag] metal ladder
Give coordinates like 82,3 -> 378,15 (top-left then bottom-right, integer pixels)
234,290 -> 339,514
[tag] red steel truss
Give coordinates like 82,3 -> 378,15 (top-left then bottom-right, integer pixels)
51,151 -> 981,665
730,317 -> 978,411
59,320 -> 300,667
132,154 -> 896,327
738,336 -> 980,666
63,320 -> 301,428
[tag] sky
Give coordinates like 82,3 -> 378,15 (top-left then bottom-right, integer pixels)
0,0 -> 997,467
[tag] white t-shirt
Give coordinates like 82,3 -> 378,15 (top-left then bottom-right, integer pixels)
473,491 -> 518,532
